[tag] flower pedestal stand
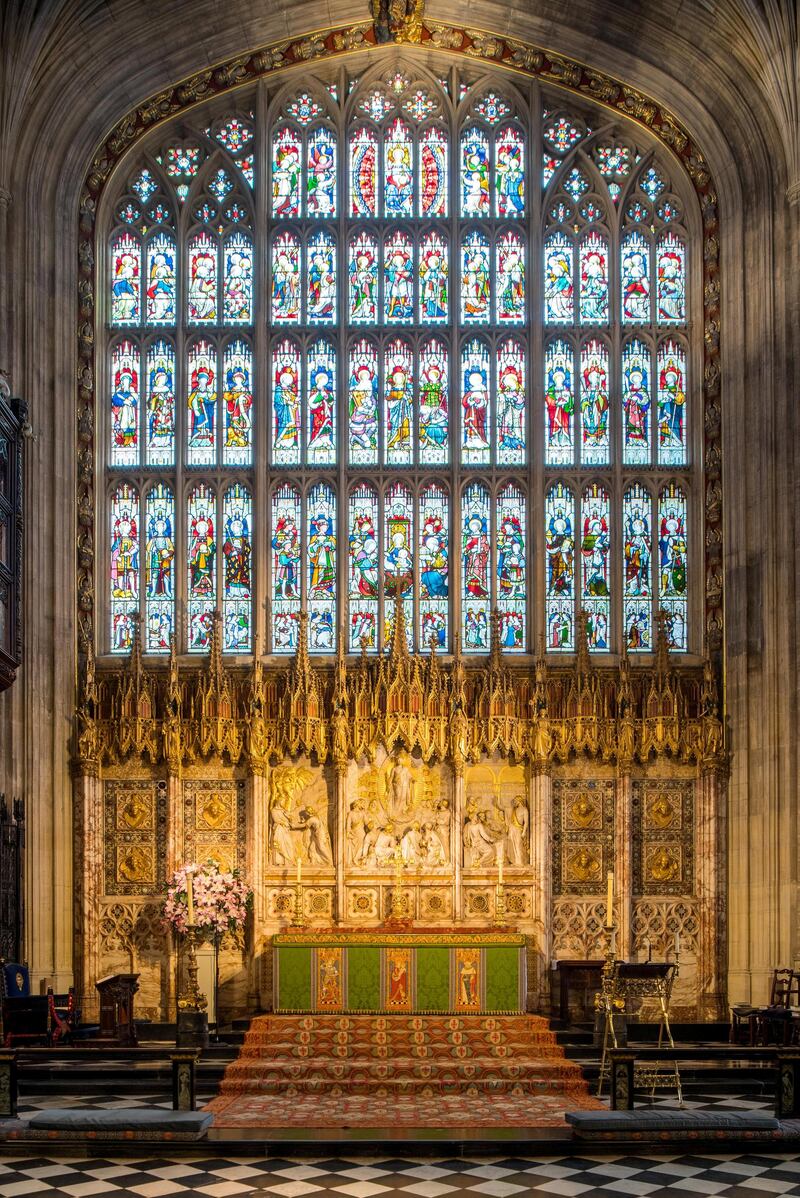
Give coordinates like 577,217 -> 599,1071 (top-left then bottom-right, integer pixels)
176,928 -> 209,1050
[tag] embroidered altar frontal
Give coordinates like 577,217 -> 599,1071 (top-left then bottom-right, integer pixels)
272,932 -> 527,1014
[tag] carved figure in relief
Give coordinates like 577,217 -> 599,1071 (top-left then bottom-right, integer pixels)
463,811 -> 496,868
389,754 -> 413,821
569,847 -> 601,882
400,822 -> 422,865
349,755 -> 448,867
374,823 -> 398,866
422,822 -> 446,865
299,806 -> 333,865
569,794 -> 599,829
346,798 -> 366,861
648,847 -> 680,882
648,795 -> 675,829
119,791 -> 152,830
270,801 -> 302,866
506,796 -> 529,865
117,846 -> 152,883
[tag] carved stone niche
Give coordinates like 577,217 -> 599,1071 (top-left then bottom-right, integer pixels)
345,750 -> 453,872
347,887 -> 378,921
420,887 -> 452,921
464,888 -> 493,920
268,760 -> 334,872
463,763 -> 529,871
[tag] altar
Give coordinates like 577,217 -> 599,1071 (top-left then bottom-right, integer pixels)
272,929 -> 528,1014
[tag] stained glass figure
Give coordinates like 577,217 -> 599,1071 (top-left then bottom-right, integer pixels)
496,484 -> 526,651
348,339 -> 379,465
580,339 -> 610,465
461,339 -> 491,466
222,340 -> 253,466
384,481 -> 414,650
348,483 -> 379,651
460,128 -> 490,217
544,339 -> 575,466
271,483 -> 302,652
145,338 -> 175,466
145,233 -> 176,324
384,230 -> 414,323
623,483 -> 652,651
545,482 -> 575,651
544,234 -> 574,324
271,338 -> 301,465
622,339 -> 651,465
221,483 -> 252,651
496,231 -> 525,323
307,229 -> 337,323
418,230 -> 448,323
621,230 -> 651,323
187,232 -> 217,323
384,338 -> 413,466
657,233 -> 686,323
307,483 -> 337,651
306,339 -> 336,465
187,483 -> 216,652
222,232 -> 253,324
144,483 -> 174,652
496,338 -> 526,465
581,484 -> 610,650
419,338 -> 449,465
307,127 -> 337,218
579,232 -> 609,324
110,483 -> 140,653
658,483 -> 688,650
495,126 -> 525,218
185,340 -> 216,466
348,230 -> 378,323
271,127 -> 301,217
110,340 -> 140,467
419,484 -> 449,650
461,483 -> 491,653
271,231 -> 300,323
383,117 -> 413,217
111,232 -> 141,325
657,339 -> 687,466
350,126 -> 378,217
419,126 -> 448,217
461,230 -> 491,323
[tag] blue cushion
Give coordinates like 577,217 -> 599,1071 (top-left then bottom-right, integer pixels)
567,1110 -> 780,1132
2,964 -> 29,998
28,1109 -> 212,1134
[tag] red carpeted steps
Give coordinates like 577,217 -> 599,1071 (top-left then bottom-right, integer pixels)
205,1013 -> 605,1128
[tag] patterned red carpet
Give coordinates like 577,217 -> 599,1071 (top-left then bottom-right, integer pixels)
205,1013 -> 605,1128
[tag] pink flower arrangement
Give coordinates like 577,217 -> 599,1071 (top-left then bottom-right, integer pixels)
164,862 -> 252,939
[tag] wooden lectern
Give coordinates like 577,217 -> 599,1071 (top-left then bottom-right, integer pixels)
95,973 -> 139,1046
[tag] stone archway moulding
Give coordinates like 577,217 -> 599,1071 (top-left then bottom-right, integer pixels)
75,17 -> 723,675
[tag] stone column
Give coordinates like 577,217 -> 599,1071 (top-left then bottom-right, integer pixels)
530,769 -> 552,1011
696,767 -> 726,1019
164,772 -> 183,1022
334,765 -> 347,924
247,769 -> 268,1006
452,765 -> 464,921
74,770 -> 102,1021
614,772 -> 634,958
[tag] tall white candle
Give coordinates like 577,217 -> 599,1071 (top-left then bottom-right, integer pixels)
185,866 -> 195,926
296,855 -> 302,884
496,842 -> 503,887
674,931 -> 681,955
606,871 -> 614,928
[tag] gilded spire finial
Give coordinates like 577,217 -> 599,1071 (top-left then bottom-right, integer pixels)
576,608 -> 591,677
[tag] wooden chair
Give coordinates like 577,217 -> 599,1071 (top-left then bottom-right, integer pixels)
755,968 -> 799,1046
0,961 -> 79,1046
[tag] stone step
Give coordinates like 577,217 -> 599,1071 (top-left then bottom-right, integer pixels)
223,1055 -> 581,1080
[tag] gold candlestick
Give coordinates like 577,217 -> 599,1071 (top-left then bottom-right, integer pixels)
178,926 -> 207,1013
493,880 -> 506,927
390,844 -> 405,920
292,880 -> 305,928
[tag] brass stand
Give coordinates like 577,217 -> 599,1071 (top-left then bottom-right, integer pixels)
493,881 -> 506,927
291,880 -> 306,929
390,845 -> 405,920
178,927 -> 207,1013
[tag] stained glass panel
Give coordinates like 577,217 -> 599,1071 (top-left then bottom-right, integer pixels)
579,232 -> 609,324
384,117 -> 413,217
418,230 -> 448,323
384,481 -> 414,650
187,483 -> 216,652
222,232 -> 253,324
307,229 -> 337,323
348,231 -> 378,323
657,339 -> 687,466
271,231 -> 301,323
143,483 -> 174,652
581,484 -> 610,651
221,483 -> 251,651
658,483 -> 688,650
623,483 -> 652,651
145,233 -> 176,325
495,126 -> 525,218
272,126 -> 301,217
110,483 -> 140,653
187,232 -> 217,323
460,128 -> 490,217
461,339 -> 491,466
186,339 -> 217,466
419,126 -> 448,217
621,231 -> 651,323
384,338 -> 413,466
306,127 -> 337,218
461,482 -> 491,652
580,339 -> 610,465
497,484 -> 526,652
544,234 -> 573,324
111,232 -> 141,325
657,232 -> 686,323
307,339 -> 336,465
496,338 -> 526,466
461,230 -> 491,323
222,339 -> 253,466
419,483 -> 449,650
307,483 -> 337,651
384,229 -> 414,323
348,484 -> 379,652
622,339 -> 652,465
419,338 -> 449,466
545,482 -> 575,651
544,339 -> 575,466
350,126 -> 378,217
496,231 -> 525,323
145,338 -> 175,466
271,337 -> 301,465
348,339 -> 379,465
110,340 -> 140,467
271,483 -> 301,652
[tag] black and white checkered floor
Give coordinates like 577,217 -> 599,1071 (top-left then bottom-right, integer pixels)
1,1152 -> 800,1197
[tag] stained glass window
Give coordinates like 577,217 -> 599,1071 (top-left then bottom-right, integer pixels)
657,339 -> 687,465
111,232 -> 141,325
307,483 -> 336,651
419,484 -> 449,650
658,483 -> 688,650
581,484 -> 610,650
419,127 -> 447,217
348,339 -> 379,465
307,128 -> 337,217
271,338 -> 301,465
145,338 -> 175,466
348,484 -> 379,651
271,483 -> 302,652
579,232 -> 609,324
623,483 -> 652,651
186,339 -> 216,466
307,229 -> 337,323
271,231 -> 300,323
496,231 -> 525,323
495,127 -> 525,218
384,481 -> 414,650
419,230 -> 448,323
546,482 -> 575,651
461,483 -> 491,652
545,339 -> 575,466
384,338 -> 413,466
348,231 -> 378,323
496,338 -> 526,465
144,483 -> 174,652
223,232 -> 253,323
187,484 -> 216,651
461,339 -> 491,465
579,339 -> 610,465
461,230 -> 491,323
384,117 -> 414,217
460,128 -> 490,217
272,127 -> 301,217
544,233 -> 574,324
657,233 -> 686,323
419,338 -> 449,465
110,484 -> 140,653
384,230 -> 414,323
622,339 -> 652,465
221,483 -> 251,651
222,340 -> 252,466
110,340 -> 140,467
307,339 -> 336,465
187,232 -> 217,323
350,126 -> 378,217
621,231 -> 651,323
145,233 -> 176,325
497,485 -> 526,651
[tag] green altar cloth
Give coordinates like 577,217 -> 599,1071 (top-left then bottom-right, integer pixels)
272,930 -> 527,1014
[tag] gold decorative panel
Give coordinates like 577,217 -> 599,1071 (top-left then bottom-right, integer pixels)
552,780 -> 615,895
104,781 -> 166,895
184,780 -> 245,873
633,781 -> 694,895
